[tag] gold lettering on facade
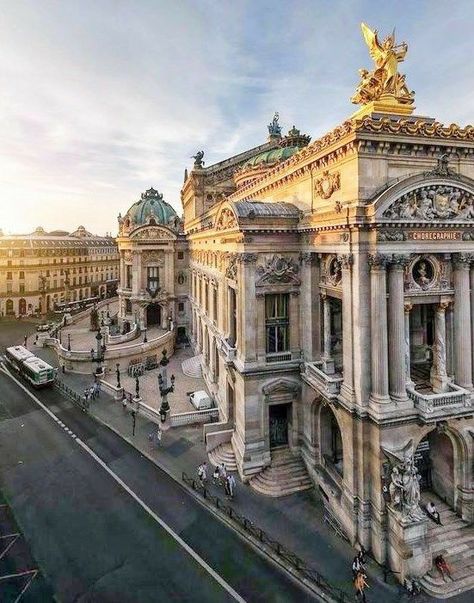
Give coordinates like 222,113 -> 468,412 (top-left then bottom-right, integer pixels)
408,231 -> 462,241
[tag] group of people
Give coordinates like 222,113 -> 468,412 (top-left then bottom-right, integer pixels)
197,462 -> 236,499
83,381 -> 101,405
351,550 -> 369,601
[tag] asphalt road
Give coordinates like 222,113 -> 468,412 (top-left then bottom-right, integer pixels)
0,362 -> 317,602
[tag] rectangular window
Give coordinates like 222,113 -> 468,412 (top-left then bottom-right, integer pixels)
178,302 -> 184,312
6,272 -> 12,280
178,251 -> 184,260
265,293 -> 289,355
19,271 -> 24,279
7,283 -> 12,293
147,266 -> 159,292
126,265 -> 132,288
19,283 -> 25,293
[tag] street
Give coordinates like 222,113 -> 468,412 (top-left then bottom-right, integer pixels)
0,321 -> 317,602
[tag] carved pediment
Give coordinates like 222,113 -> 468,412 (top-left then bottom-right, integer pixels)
382,185 -> 474,221
262,378 -> 300,397
130,226 -> 175,240
256,255 -> 300,286
142,250 -> 165,265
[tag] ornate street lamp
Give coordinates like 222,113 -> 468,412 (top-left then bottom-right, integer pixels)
94,331 -> 104,375
158,349 -> 175,428
116,363 -> 121,388
38,273 -> 48,317
67,333 -> 71,351
143,327 -> 148,343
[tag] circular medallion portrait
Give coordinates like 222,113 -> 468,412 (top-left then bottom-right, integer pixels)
412,258 -> 434,289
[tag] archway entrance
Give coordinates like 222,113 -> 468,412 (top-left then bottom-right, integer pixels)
19,298 -> 26,315
320,405 -> 343,477
415,431 -> 455,507
6,299 -> 14,315
146,303 -> 161,327
269,403 -> 290,448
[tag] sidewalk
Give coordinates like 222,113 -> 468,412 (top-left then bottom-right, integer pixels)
49,368 -> 408,603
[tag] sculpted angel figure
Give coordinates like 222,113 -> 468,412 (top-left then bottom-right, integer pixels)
352,23 -> 414,105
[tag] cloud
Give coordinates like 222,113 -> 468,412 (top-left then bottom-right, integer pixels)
0,0 -> 473,234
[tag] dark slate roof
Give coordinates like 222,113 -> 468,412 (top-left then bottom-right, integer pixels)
233,201 -> 301,219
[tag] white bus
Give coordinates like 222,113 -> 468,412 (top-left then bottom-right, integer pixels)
5,346 -> 56,387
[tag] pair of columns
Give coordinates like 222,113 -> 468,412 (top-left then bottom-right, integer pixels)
369,253 -> 473,405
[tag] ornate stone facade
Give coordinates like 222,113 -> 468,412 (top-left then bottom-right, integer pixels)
179,53 -> 474,594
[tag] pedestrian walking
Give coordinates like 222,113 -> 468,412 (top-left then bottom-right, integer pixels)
212,465 -> 220,485
34,334 -> 39,346
354,571 -> 369,602
197,462 -> 207,486
226,474 -> 236,498
224,475 -> 231,497
24,335 -> 28,347
96,380 -> 101,398
155,426 -> 162,446
219,462 -> 227,484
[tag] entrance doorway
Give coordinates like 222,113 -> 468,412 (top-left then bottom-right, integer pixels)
269,403 -> 290,448
415,431 -> 455,507
146,303 -> 161,327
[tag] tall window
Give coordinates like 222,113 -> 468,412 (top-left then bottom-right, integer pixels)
265,294 -> 289,354
126,265 -> 132,288
147,266 -> 159,293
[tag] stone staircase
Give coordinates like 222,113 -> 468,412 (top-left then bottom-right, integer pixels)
249,447 -> 313,497
420,494 -> 474,598
208,442 -> 238,472
181,354 -> 202,378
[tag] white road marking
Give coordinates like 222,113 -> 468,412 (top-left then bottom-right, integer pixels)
0,365 -> 246,603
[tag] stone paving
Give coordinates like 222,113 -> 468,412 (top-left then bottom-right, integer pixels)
119,347 -> 208,415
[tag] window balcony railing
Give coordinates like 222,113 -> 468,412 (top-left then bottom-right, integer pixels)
407,383 -> 472,421
265,351 -> 292,363
303,361 -> 343,400
220,338 -> 237,363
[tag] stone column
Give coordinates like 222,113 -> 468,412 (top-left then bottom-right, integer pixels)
404,303 -> 413,385
369,254 -> 390,404
238,253 -> 257,362
289,291 -> 300,359
431,302 -> 450,393
446,302 -> 454,379
470,264 -> 474,383
299,253 -> 320,361
321,294 -> 335,374
340,254 -> 354,401
453,254 -> 473,389
119,251 -> 126,289
256,292 -> 266,362
132,250 -> 140,295
388,256 -> 409,401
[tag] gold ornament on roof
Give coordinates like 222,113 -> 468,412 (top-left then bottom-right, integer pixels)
352,23 -> 414,109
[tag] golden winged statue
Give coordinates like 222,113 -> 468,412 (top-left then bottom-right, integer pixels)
352,23 -> 414,106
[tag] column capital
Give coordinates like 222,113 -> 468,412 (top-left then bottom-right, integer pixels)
438,301 -> 451,312
238,252 -> 258,264
368,253 -> 390,269
299,251 -> 318,265
453,252 -> 474,269
404,302 -> 413,314
390,254 -> 411,269
337,253 -> 353,269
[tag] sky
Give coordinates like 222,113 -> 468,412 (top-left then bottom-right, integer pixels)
1,0 -> 474,236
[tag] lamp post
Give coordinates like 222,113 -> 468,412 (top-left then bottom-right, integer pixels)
158,349 -> 175,430
116,363 -> 121,388
67,333 -> 71,351
38,273 -> 47,317
92,331 -> 105,376
143,327 -> 147,343
131,374 -> 141,436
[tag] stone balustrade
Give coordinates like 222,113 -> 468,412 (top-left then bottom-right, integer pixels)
407,383 -> 472,421
220,337 -> 237,363
303,361 -> 343,400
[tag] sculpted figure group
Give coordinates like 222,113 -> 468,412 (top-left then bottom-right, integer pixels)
383,186 -> 474,221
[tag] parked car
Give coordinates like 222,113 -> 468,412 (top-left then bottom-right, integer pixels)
189,390 -> 213,410
36,323 -> 52,332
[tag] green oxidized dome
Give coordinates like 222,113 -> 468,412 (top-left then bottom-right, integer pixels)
244,146 -> 300,168
126,187 -> 177,227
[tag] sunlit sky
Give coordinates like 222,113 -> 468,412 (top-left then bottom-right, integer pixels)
1,0 -> 473,236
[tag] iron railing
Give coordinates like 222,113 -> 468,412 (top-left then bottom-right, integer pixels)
182,472 -> 352,602
54,376 -> 89,412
